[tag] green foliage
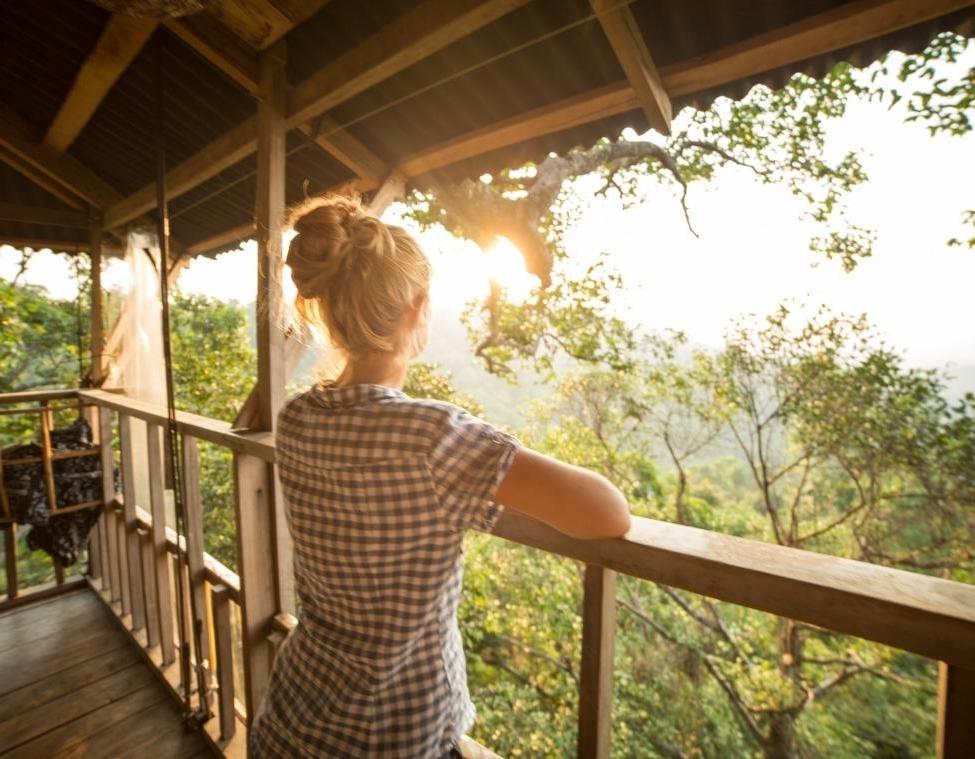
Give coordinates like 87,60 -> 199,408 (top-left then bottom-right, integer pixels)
0,273 -> 87,398
170,291 -> 257,570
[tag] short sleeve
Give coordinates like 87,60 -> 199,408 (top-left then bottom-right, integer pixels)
427,405 -> 520,532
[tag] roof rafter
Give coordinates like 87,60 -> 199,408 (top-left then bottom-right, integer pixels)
286,0 -> 530,127
590,0 -> 671,135
0,203 -> 89,229
0,109 -> 122,209
163,15 -> 259,95
103,0 -> 528,231
400,0 -> 975,178
0,146 -> 87,210
43,14 -> 159,154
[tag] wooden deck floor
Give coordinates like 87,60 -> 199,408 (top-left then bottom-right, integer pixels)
0,587 -> 213,758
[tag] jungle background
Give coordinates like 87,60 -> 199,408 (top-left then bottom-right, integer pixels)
2,33 -> 974,759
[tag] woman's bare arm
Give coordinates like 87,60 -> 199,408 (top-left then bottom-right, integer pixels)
493,448 -> 631,539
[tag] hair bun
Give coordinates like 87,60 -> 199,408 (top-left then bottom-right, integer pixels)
286,197 -> 393,298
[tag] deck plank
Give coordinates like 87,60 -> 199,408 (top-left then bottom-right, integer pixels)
65,697 -> 209,759
0,592 -> 107,655
0,589 -> 97,639
0,643 -> 141,722
0,661 -> 155,749
0,587 -> 212,758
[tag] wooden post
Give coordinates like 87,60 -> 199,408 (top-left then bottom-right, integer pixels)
147,422 -> 176,664
98,406 -> 119,602
938,662 -> 975,758
254,40 -> 286,433
233,452 -> 277,722
139,527 -> 160,648
116,507 -> 130,613
212,583 -> 237,741
577,564 -> 617,759
254,40 -> 292,619
89,220 -> 106,385
4,525 -> 17,600
118,413 -> 146,628
181,434 -> 212,702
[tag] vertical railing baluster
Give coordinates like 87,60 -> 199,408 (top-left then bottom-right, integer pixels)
212,583 -> 237,741
233,452 -> 277,722
147,421 -> 176,664
139,527 -> 160,648
577,564 -> 618,759
3,525 -> 17,600
97,406 -> 115,600
181,434 -> 211,704
937,662 -> 975,758
116,508 -> 131,613
118,413 -> 146,630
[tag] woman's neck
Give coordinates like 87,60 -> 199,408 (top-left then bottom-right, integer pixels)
335,351 -> 410,390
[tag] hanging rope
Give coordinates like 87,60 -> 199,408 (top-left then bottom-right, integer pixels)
154,34 -> 211,726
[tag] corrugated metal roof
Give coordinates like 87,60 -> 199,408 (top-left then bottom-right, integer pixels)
1,0 -> 973,256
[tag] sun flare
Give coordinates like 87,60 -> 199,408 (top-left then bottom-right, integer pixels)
484,237 -> 538,304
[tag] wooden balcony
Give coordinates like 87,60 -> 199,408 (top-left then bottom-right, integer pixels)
0,586 -> 211,758
1,388 -> 974,758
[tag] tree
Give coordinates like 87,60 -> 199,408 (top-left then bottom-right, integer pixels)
404,33 -> 973,379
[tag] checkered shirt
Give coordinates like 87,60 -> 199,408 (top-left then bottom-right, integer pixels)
250,382 -> 519,758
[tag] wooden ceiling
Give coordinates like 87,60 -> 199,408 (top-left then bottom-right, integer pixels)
1,0 -> 973,256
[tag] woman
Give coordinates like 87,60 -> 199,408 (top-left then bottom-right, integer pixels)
250,196 -> 631,758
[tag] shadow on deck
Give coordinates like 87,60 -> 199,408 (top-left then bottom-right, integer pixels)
0,587 -> 213,758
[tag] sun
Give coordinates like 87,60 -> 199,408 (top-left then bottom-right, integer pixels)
484,237 -> 538,304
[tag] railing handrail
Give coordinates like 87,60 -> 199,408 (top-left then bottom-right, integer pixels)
4,387 -> 974,756
78,389 -> 275,461
61,388 -> 975,669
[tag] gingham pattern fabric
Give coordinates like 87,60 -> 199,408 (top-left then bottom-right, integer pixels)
250,382 -> 519,758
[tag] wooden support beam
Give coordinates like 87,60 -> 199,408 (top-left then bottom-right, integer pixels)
0,147 -> 86,210
577,564 -> 617,759
0,237 -> 88,253
300,116 -> 388,185
938,663 -> 975,759
118,413 -> 147,631
287,0 -> 529,128
42,15 -> 158,154
397,82 -> 638,179
163,15 -> 259,96
103,118 -> 256,229
255,41 -> 287,432
211,583 -> 237,741
180,434 -> 212,703
0,110 -> 122,209
233,452 -> 277,721
400,0 -> 975,178
0,202 -> 88,228
103,0 -> 526,230
661,0 -> 975,98
146,422 -> 176,665
591,0 -> 671,135
183,220 -> 255,258
205,0 -> 293,51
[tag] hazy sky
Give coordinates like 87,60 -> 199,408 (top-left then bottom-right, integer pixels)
3,49 -> 973,368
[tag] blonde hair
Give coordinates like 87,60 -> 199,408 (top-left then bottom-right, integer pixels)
286,196 -> 431,359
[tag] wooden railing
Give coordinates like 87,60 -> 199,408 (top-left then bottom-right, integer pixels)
2,388 -> 974,758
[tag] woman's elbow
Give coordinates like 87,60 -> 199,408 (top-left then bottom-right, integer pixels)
576,475 -> 632,539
